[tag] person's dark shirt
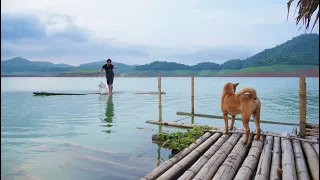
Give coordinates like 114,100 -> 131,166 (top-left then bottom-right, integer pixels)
102,64 -> 114,76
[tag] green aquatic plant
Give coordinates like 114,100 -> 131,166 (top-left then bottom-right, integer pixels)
157,125 -> 213,150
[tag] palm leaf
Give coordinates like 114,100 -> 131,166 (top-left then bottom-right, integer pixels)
287,0 -> 319,32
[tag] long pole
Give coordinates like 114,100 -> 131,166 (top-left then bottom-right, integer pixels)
176,111 -> 300,126
191,76 -> 195,114
299,75 -> 306,137
158,76 -> 162,122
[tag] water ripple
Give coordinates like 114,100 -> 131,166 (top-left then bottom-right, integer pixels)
1,77 -> 319,179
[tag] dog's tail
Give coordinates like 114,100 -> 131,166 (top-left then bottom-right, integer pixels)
236,87 -> 257,99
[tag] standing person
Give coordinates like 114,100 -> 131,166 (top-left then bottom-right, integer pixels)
99,59 -> 117,95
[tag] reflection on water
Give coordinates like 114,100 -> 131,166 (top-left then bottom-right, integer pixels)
99,95 -> 115,133
157,125 -> 163,167
157,145 -> 161,167
105,95 -> 114,123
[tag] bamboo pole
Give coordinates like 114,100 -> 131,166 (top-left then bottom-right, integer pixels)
281,133 -> 298,180
255,136 -> 274,180
306,123 -> 319,129
158,76 -> 162,122
157,131 -> 222,180
62,162 -> 138,180
191,76 -> 194,114
135,91 -> 166,94
207,129 -> 318,143
137,127 -> 170,133
176,111 -> 300,126
178,134 -> 231,180
312,143 -> 319,157
63,142 -> 115,154
304,136 -> 320,142
145,120 -> 218,130
305,128 -> 319,132
234,135 -> 265,180
61,150 -> 147,172
301,141 -> 319,180
193,133 -> 242,179
299,75 -> 306,137
213,134 -> 254,180
305,132 -> 319,136
292,138 -> 310,180
269,137 -> 281,180
140,132 -> 212,180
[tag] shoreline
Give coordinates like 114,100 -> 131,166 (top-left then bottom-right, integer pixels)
1,75 -> 319,78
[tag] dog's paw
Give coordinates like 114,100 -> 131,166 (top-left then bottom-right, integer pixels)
229,126 -> 234,130
254,136 -> 261,140
223,130 -> 229,134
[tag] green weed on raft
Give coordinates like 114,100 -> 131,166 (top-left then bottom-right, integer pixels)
157,125 -> 213,150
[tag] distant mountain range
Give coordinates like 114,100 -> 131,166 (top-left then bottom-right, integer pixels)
1,34 -> 319,77
1,57 -> 137,75
78,61 -> 137,73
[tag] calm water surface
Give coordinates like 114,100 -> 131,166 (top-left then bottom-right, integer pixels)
1,77 -> 319,179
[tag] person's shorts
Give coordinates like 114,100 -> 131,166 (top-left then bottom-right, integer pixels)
106,75 -> 114,85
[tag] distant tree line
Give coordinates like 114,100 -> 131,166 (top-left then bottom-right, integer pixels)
135,60 -> 244,71
135,34 -> 319,71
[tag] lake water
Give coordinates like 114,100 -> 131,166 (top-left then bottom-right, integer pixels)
1,77 -> 319,180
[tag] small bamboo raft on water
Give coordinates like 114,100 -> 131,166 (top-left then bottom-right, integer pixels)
141,126 -> 319,180
33,91 -> 166,96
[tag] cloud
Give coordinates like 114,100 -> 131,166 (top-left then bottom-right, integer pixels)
1,14 -> 46,40
1,13 -> 150,65
1,0 -> 319,65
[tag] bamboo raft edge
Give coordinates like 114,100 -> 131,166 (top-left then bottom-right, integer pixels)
145,120 -> 318,143
207,130 -> 319,143
142,127 -> 319,180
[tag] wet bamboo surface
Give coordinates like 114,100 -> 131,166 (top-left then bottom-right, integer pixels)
141,128 -> 319,180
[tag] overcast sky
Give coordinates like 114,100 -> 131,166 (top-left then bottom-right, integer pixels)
1,0 -> 319,66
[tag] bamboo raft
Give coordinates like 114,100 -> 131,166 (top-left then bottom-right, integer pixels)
141,127 -> 319,180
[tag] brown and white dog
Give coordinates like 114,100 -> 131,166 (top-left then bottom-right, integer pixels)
221,82 -> 261,144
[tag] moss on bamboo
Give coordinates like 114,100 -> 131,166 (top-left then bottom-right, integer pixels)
157,125 -> 213,150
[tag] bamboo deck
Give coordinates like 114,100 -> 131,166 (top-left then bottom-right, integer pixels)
142,125 -> 319,180
141,76 -> 319,180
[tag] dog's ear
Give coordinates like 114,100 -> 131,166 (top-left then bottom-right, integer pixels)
233,83 -> 239,87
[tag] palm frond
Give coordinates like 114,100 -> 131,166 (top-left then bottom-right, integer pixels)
287,0 -> 319,32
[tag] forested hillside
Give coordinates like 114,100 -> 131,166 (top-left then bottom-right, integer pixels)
134,34 -> 319,71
